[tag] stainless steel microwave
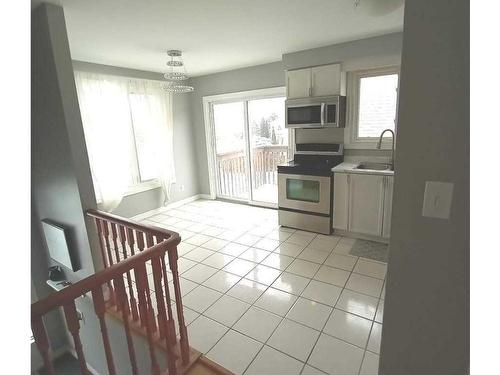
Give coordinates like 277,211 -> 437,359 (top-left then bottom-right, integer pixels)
285,95 -> 346,129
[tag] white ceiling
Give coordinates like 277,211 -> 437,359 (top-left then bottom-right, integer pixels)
33,0 -> 404,77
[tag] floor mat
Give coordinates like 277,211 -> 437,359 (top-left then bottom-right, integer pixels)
350,239 -> 389,262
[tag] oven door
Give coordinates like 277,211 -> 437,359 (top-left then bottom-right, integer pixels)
285,99 -> 324,128
278,173 -> 331,215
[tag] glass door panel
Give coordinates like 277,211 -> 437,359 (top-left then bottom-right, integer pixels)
213,102 -> 249,200
248,97 -> 288,205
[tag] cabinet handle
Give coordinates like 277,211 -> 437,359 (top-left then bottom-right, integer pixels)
310,72 -> 314,96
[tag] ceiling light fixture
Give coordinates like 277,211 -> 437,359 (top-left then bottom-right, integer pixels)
162,50 -> 194,93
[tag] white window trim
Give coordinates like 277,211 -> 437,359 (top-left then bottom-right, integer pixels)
344,66 -> 400,149
202,86 -> 290,200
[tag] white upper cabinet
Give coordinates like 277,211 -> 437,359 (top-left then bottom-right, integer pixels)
286,69 -> 311,99
286,63 -> 341,99
311,64 -> 341,97
382,176 -> 394,239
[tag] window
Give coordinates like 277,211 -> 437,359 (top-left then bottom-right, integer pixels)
75,72 -> 175,208
346,67 -> 399,148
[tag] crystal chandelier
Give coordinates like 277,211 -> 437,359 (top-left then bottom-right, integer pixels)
162,50 -> 194,93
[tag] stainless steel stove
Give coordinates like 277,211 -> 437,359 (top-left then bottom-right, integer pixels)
277,143 -> 343,234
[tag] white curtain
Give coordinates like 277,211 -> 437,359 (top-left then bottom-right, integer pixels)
75,72 -> 176,210
128,79 -> 176,204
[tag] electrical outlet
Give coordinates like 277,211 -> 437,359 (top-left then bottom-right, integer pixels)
179,184 -> 185,192
422,181 -> 454,219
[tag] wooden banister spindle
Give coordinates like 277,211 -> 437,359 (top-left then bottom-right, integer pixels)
114,276 -> 139,375
119,225 -> 139,321
168,246 -> 190,365
95,218 -> 109,269
110,223 -> 121,264
95,218 -> 115,303
126,227 -> 138,321
135,231 -> 148,327
161,254 -> 177,344
92,286 -> 116,375
63,300 -> 88,374
145,234 -> 158,333
32,316 -> 56,375
101,220 -> 114,267
134,263 -> 161,375
152,255 -> 177,375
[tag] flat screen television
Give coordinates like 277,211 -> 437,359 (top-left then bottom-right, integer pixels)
41,220 -> 78,272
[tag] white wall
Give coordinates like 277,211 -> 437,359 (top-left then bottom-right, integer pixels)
379,0 -> 468,374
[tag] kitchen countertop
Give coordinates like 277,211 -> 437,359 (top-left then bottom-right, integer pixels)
332,162 -> 395,176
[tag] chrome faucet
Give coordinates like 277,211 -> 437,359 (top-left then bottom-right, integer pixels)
376,129 -> 395,170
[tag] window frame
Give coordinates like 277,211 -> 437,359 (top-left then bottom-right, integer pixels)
345,66 -> 400,149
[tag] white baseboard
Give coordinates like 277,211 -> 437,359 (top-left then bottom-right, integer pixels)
199,193 -> 214,200
131,194 -> 209,221
333,229 -> 389,244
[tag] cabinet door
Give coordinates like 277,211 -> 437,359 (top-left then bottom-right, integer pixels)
287,68 -> 311,99
348,174 -> 385,236
382,176 -> 394,238
333,173 -> 349,230
311,64 -> 341,97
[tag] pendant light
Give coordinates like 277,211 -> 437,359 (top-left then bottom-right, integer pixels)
162,50 -> 194,93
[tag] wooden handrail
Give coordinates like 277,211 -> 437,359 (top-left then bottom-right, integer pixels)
31,209 -> 191,375
31,238 -> 177,317
86,208 -> 178,240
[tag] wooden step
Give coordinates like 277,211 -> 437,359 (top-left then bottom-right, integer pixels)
184,356 -> 234,375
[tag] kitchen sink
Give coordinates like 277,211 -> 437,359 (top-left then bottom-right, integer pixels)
354,162 -> 393,171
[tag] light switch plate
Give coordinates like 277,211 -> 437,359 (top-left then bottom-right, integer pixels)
422,181 -> 454,219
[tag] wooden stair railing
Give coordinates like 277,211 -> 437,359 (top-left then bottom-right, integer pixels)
31,209 -> 201,375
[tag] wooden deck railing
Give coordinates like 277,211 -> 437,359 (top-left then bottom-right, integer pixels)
216,145 -> 288,197
31,209 -> 195,375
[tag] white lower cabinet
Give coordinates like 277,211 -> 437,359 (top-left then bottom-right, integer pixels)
382,175 -> 394,238
333,173 -> 349,230
333,172 -> 394,239
349,174 -> 385,236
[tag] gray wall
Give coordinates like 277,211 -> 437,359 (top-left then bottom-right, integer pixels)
31,2 -> 100,353
379,0 -> 468,374
190,33 -> 403,195
32,4 -> 99,283
72,61 -> 200,217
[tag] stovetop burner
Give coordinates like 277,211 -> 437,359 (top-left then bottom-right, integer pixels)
277,154 -> 344,176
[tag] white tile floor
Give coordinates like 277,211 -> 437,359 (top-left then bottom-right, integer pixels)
140,199 -> 386,375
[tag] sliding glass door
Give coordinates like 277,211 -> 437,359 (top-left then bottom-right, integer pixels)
248,97 -> 287,204
211,94 -> 288,206
213,101 -> 249,200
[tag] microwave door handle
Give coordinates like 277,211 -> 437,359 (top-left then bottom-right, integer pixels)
320,103 -> 326,126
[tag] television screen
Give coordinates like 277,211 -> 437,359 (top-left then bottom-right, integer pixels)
41,220 -> 77,271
